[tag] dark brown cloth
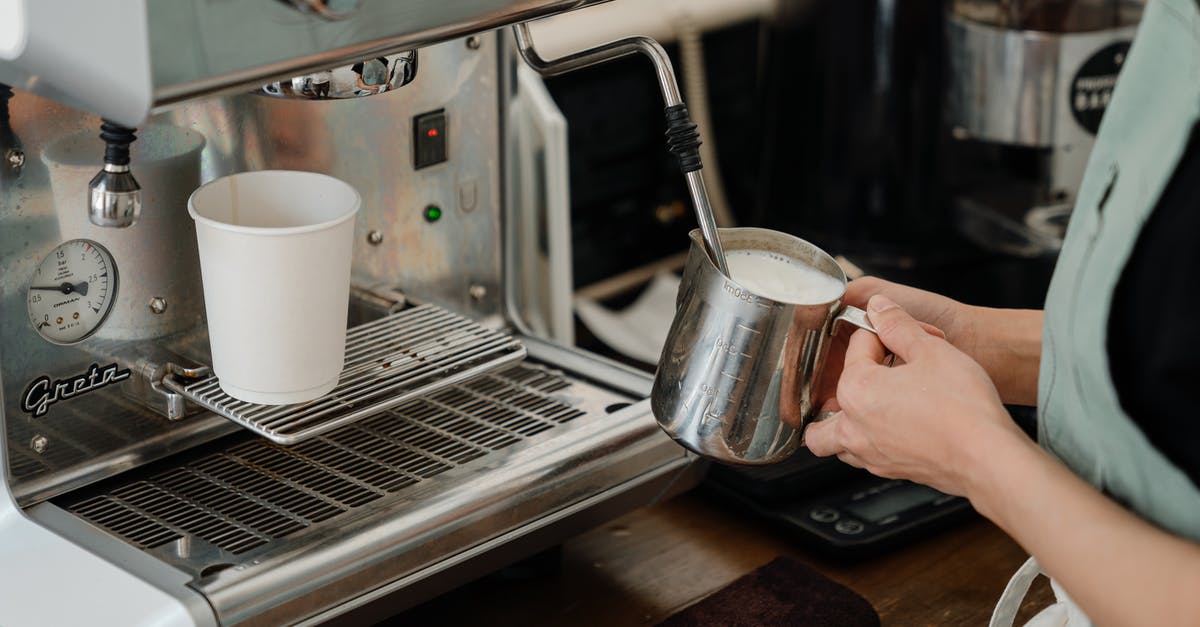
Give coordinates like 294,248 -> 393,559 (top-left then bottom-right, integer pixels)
658,557 -> 879,627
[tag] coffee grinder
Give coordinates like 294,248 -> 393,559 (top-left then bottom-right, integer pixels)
947,0 -> 1144,257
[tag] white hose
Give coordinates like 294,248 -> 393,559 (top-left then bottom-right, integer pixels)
678,16 -> 737,228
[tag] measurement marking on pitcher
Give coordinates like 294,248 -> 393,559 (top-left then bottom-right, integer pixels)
714,337 -> 745,357
701,410 -> 724,427
702,398 -> 726,423
720,372 -> 744,383
736,323 -> 761,335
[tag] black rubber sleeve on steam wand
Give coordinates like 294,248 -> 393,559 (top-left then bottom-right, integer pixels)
664,104 -> 703,174
100,120 -> 137,166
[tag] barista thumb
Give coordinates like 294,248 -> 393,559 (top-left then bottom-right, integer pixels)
866,295 -> 941,363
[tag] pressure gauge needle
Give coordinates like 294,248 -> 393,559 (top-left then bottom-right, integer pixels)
30,281 -> 89,296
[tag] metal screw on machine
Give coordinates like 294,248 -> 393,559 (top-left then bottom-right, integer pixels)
5,148 -> 23,170
469,284 -> 487,301
466,36 -> 481,50
30,434 -> 48,454
367,230 -> 383,245
149,297 -> 168,314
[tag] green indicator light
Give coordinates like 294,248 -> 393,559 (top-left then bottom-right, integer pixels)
423,205 -> 443,223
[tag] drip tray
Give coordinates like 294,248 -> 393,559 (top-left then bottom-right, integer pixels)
48,344 -> 694,626
60,362 -> 639,576
162,304 -> 526,445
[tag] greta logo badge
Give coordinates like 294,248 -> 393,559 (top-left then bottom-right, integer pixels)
21,363 -> 131,418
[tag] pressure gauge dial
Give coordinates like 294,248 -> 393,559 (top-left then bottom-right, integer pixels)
27,239 -> 119,344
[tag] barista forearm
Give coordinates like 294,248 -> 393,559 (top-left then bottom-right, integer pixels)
965,307 -> 1042,406
842,279 -> 1042,404
968,431 -> 1200,626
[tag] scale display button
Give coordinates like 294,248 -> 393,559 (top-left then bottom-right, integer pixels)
835,519 -> 865,535
809,507 -> 839,523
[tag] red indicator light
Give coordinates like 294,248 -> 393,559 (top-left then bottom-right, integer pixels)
427,128 -> 439,138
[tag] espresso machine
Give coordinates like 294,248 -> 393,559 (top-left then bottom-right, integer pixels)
0,3 -> 709,624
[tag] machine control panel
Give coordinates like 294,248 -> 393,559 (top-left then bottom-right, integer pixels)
413,109 -> 448,169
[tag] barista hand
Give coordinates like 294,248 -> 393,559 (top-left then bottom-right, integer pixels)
816,278 -> 967,410
805,295 -> 1025,496
816,277 -> 1042,408
808,295 -> 1200,627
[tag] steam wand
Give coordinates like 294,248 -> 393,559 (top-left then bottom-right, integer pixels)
88,120 -> 141,227
512,22 -> 730,277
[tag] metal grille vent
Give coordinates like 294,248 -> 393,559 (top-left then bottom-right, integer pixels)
66,364 -> 584,556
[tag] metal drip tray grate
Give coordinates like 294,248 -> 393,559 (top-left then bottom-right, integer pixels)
64,363 -> 592,561
162,304 -> 525,445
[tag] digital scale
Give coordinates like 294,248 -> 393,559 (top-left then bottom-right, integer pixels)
706,449 -> 975,560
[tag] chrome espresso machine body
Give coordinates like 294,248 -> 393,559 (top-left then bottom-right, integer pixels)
0,3 -> 701,625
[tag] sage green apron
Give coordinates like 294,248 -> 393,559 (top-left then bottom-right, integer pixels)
993,0 -> 1200,624
1041,0 -> 1200,541
988,1 -> 1200,619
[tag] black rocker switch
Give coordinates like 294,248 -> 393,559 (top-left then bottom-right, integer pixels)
413,109 -> 447,170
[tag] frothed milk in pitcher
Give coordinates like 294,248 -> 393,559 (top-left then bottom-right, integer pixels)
724,249 -> 846,304
652,227 -> 877,465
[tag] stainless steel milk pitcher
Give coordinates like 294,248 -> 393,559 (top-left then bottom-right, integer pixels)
651,227 -> 876,465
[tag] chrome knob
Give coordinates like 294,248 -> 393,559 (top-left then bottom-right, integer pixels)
89,164 -> 142,228
260,50 -> 418,100
88,121 -> 141,228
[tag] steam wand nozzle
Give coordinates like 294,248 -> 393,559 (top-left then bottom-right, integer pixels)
88,120 -> 141,228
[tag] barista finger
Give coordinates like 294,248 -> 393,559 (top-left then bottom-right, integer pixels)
876,321 -> 939,367
866,294 -> 936,363
843,276 -> 890,308
918,321 -> 946,339
844,327 -> 887,368
802,412 -> 844,458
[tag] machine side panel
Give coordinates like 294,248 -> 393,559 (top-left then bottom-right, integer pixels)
0,383 -> 216,627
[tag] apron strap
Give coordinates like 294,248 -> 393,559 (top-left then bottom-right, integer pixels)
990,556 -> 1045,627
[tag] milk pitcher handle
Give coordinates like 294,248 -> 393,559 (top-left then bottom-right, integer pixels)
804,307 -> 879,436
833,305 -> 878,336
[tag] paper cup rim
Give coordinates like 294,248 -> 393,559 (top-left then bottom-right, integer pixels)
188,170 -> 361,236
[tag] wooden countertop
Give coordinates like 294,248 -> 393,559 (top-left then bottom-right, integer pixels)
399,490 -> 1056,625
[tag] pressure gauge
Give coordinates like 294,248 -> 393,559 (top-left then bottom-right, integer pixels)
27,239 -> 119,344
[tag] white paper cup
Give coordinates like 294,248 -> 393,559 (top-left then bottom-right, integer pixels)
188,170 -> 360,405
